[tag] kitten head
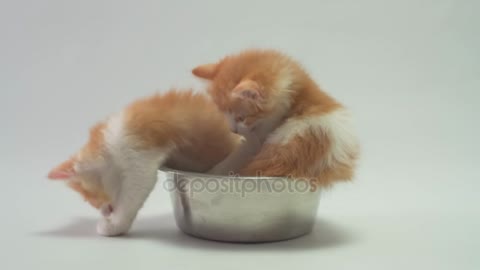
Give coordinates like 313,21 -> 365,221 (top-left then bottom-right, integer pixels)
47,123 -> 110,210
192,49 -> 298,132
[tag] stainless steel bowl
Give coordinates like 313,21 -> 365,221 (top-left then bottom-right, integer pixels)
161,168 -> 321,243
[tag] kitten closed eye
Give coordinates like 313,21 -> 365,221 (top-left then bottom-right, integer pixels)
235,116 -> 245,122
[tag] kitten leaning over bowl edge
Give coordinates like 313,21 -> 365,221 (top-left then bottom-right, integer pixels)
48,90 -> 241,236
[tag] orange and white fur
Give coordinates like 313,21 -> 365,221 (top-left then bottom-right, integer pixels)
193,49 -> 359,187
48,90 -> 240,236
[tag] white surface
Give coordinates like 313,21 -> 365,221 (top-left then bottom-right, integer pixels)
1,0 -> 479,269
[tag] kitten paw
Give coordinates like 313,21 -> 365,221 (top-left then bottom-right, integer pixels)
237,128 -> 261,153
236,123 -> 251,137
237,124 -> 261,146
96,218 -> 129,237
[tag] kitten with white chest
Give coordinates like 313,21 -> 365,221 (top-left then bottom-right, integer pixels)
48,90 -> 241,236
194,49 -> 359,187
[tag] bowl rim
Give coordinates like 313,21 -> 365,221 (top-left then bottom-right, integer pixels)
159,167 -> 287,181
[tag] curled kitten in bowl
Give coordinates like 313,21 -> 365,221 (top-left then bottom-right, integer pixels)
193,49 -> 360,187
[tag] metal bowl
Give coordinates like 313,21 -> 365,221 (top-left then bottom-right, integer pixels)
161,168 -> 321,243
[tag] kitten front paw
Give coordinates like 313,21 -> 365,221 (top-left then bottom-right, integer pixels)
237,127 -> 261,151
96,217 -> 130,237
236,123 -> 251,137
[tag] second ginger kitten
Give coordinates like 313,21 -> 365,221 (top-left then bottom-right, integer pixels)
194,49 -> 359,187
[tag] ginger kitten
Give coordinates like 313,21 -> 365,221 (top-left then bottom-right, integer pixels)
193,49 -> 359,187
48,90 -> 240,236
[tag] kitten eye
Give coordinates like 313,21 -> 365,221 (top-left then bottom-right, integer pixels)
235,116 -> 245,122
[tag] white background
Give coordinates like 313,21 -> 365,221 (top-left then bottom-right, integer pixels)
1,0 -> 479,269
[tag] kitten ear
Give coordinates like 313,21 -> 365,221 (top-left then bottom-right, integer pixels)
233,88 -> 260,100
232,80 -> 263,101
192,63 -> 218,80
48,159 -> 76,180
